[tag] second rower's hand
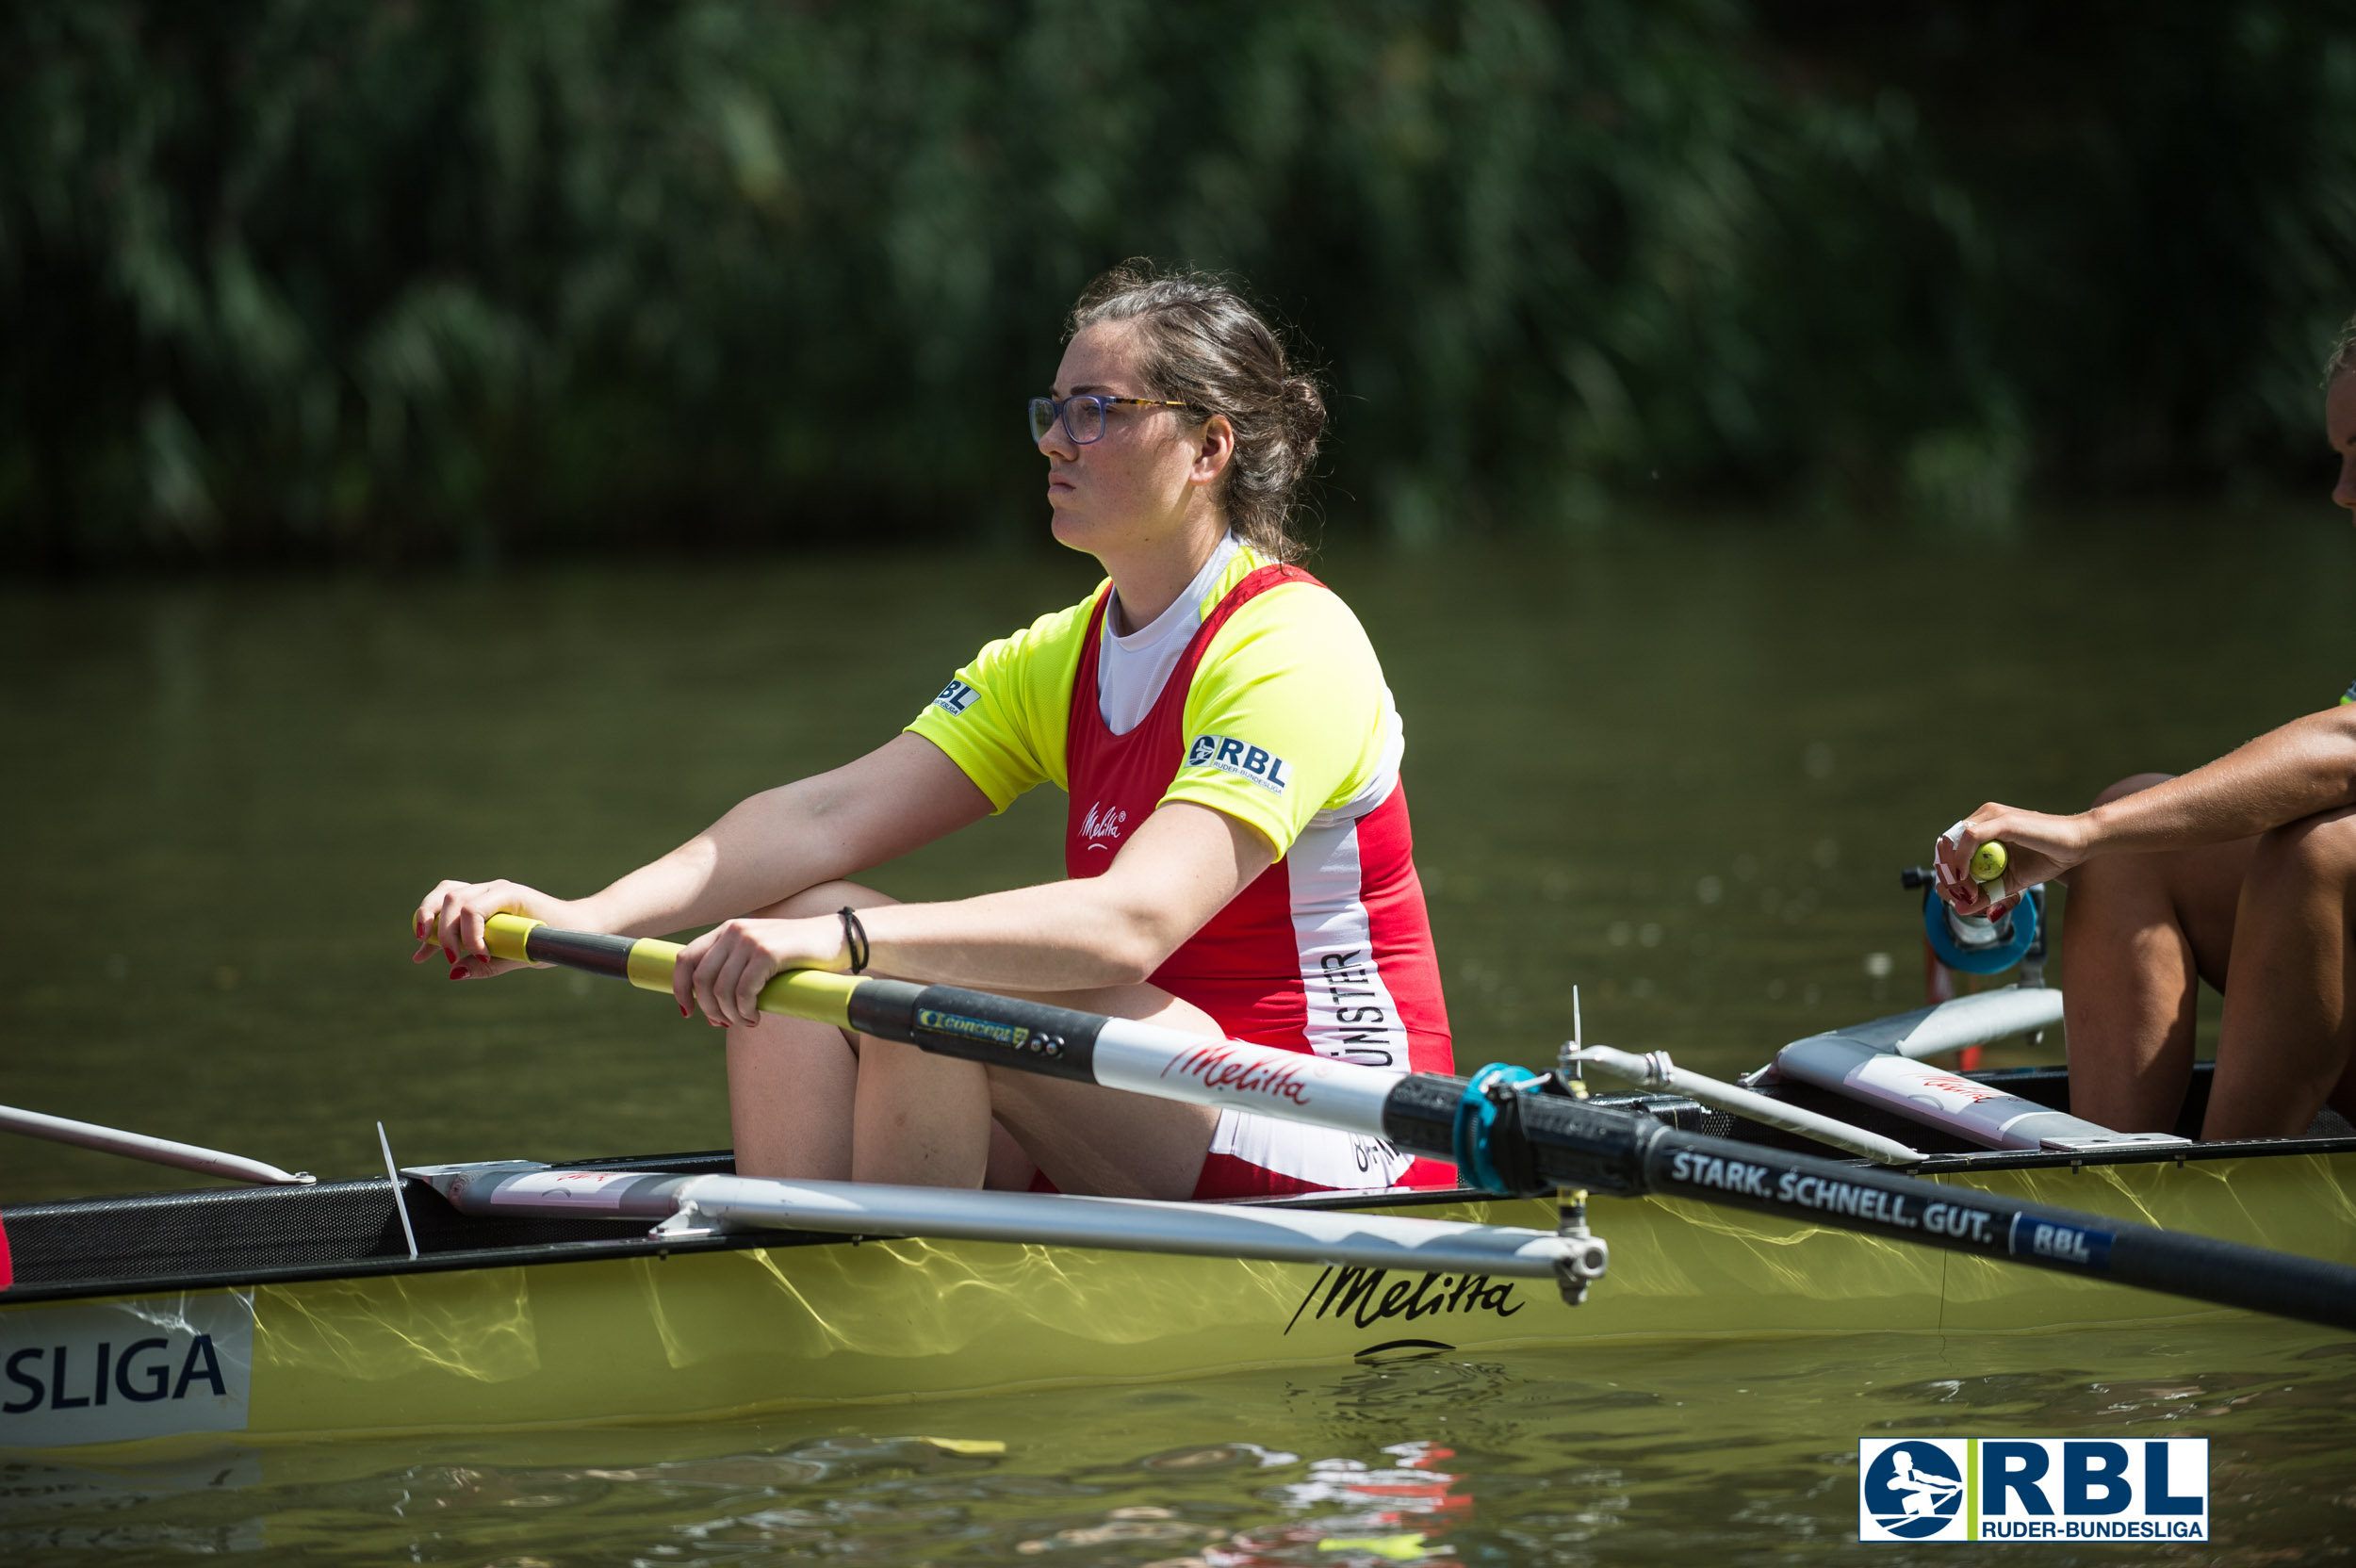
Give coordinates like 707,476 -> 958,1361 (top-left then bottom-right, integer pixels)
1937,705 -> 2356,917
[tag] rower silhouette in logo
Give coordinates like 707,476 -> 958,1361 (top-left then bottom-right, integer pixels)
1864,1442 -> 1964,1538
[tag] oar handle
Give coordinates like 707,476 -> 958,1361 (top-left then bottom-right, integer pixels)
483,912 -> 861,1027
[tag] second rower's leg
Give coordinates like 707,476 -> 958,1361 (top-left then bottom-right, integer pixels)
2059,774 -> 2252,1134
2205,807 -> 2356,1139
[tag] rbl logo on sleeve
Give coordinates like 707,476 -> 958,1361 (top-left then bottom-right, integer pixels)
932,679 -> 977,716
1858,1438 -> 2208,1543
1185,733 -> 1290,794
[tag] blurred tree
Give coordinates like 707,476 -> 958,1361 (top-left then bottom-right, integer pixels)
1,0 -> 2350,567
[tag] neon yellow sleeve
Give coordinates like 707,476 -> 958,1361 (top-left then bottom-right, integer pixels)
903,591 -> 1096,810
1165,581 -> 1396,857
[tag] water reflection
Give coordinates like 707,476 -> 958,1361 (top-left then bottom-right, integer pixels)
5,1326 -> 2345,1563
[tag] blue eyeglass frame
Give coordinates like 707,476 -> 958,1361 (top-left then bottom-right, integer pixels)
1028,393 -> 1198,445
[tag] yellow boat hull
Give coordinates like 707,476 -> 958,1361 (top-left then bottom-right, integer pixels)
7,1152 -> 2352,1453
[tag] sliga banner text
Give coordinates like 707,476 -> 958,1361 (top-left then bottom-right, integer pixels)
1858,1438 -> 2208,1543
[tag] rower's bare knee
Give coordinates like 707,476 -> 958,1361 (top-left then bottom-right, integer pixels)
2250,806 -> 2356,896
734,882 -> 900,1054
745,880 -> 900,921
2090,772 -> 2175,808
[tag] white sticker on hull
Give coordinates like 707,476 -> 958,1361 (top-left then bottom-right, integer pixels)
0,1291 -> 254,1449
499,1169 -> 641,1208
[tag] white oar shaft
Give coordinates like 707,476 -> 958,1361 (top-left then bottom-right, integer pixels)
0,1103 -> 311,1186
1088,1019 -> 1400,1137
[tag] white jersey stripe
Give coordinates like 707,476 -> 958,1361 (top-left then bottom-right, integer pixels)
1287,810 -> 1413,1071
1205,1108 -> 1417,1188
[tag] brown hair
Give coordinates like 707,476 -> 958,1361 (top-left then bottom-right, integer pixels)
1069,263 -> 1326,562
2326,311 -> 2356,385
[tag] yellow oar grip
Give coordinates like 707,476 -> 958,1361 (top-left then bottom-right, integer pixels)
623,938 -> 681,991
478,911 -> 859,1030
484,913 -> 544,961
757,971 -> 859,1029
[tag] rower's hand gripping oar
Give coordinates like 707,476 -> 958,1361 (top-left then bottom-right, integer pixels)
480,913 -> 863,1026
480,915 -> 2356,1332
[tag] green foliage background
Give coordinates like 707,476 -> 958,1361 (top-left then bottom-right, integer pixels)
4,0 -> 2353,567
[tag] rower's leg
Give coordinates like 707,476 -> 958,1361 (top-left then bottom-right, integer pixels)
2059,774 -> 2251,1133
849,984 -> 1222,1197
2204,806 -> 2356,1139
724,881 -> 895,1181
982,985 -> 1224,1200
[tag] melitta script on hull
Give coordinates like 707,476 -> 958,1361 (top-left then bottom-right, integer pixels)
1284,1265 -> 1526,1334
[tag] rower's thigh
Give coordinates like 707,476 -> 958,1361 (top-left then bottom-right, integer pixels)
983,983 -> 1223,1201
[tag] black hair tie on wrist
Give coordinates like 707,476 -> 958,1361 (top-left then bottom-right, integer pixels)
838,906 -> 870,974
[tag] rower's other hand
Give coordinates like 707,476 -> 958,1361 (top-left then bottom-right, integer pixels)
411,878 -> 575,979
1931,807 -> 2076,917
674,916 -> 839,1029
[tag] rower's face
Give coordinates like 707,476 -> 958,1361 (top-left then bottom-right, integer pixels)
2331,370 -> 2356,522
1039,323 -> 1219,556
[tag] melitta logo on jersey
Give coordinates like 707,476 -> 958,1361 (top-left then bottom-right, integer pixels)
1186,733 -> 1290,793
932,678 -> 977,716
1077,801 -> 1128,850
1858,1438 -> 2208,1542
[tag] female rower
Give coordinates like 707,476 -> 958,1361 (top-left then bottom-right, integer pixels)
413,265 -> 1456,1198
1934,317 -> 2356,1140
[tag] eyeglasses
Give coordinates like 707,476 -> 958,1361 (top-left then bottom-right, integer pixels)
1028,393 -> 1197,445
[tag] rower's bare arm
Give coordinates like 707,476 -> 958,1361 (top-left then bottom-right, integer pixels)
671,802 -> 1278,1026
578,734 -> 992,936
863,802 -> 1279,989
1938,705 -> 2356,913
417,733 -> 992,964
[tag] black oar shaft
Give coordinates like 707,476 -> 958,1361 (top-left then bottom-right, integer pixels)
1390,1077 -> 2356,1331
483,917 -> 2356,1331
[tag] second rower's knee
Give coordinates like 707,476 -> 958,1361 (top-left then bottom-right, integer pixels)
2250,806 -> 2356,893
2090,772 -> 2175,808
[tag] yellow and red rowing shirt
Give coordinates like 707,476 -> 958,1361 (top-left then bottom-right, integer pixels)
907,534 -> 1455,1195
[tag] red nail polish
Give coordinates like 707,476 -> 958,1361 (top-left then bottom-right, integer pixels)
449,965 -> 466,980
444,947 -> 455,963
679,1003 -> 691,1018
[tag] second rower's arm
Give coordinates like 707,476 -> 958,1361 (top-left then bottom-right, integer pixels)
1938,704 -> 2356,914
674,802 -> 1278,1028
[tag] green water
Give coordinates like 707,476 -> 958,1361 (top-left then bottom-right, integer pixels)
5,515 -> 2354,1559
2,1329 -> 2349,1562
